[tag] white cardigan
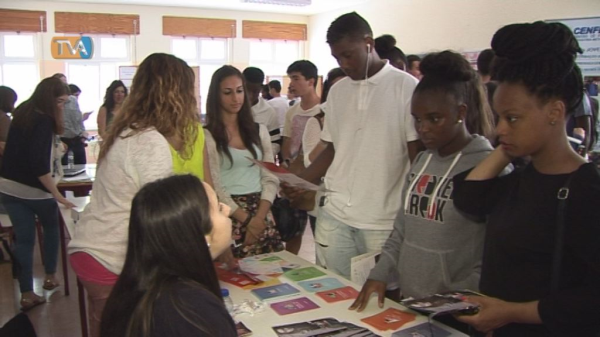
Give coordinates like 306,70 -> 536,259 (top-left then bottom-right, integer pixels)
204,124 -> 278,216
68,128 -> 173,274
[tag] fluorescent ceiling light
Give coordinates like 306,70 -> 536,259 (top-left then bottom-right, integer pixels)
241,0 -> 311,6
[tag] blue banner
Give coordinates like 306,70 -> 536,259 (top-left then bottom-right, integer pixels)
550,17 -> 600,77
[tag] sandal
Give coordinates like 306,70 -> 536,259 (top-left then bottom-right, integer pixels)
20,296 -> 46,312
42,279 -> 60,290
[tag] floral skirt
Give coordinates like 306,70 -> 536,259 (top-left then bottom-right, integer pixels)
231,192 -> 284,258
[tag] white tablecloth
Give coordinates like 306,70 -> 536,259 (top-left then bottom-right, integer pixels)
222,251 -> 467,337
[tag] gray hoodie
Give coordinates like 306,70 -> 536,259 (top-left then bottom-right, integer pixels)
369,135 -> 499,299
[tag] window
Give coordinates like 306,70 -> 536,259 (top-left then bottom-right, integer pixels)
0,33 -> 39,106
249,39 -> 300,77
65,35 -> 131,130
171,37 -> 229,114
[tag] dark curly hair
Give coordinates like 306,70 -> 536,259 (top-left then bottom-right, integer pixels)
491,21 -> 583,114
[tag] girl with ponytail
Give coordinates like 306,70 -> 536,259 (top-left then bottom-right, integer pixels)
351,51 -> 504,335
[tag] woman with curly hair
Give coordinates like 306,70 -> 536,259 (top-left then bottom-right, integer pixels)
97,80 -> 127,140
68,53 -> 219,337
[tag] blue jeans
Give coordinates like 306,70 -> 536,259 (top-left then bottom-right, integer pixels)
314,208 -> 392,280
1,193 -> 60,293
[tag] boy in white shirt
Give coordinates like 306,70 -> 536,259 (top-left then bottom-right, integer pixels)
280,60 -> 322,254
287,12 -> 421,279
281,60 -> 322,169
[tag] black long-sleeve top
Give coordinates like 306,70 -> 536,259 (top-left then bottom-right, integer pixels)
1,113 -> 54,193
151,281 -> 237,337
453,163 -> 600,336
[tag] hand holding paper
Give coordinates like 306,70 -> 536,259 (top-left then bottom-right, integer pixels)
247,158 -> 325,192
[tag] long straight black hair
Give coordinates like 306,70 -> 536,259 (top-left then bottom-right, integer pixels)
100,175 -> 222,337
205,65 -> 261,166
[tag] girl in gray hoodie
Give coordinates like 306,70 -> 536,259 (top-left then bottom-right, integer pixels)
350,50 -> 503,311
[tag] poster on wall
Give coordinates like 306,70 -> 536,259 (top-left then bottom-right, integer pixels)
460,51 -> 480,69
118,66 -> 137,89
548,17 -> 600,77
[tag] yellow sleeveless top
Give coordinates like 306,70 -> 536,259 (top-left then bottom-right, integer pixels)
170,126 -> 205,180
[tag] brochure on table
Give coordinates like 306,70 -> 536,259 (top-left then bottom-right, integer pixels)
219,251 -> 467,337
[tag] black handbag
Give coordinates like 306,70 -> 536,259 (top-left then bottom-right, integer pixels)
271,197 -> 308,242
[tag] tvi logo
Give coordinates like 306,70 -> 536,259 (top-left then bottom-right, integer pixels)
51,37 -> 94,59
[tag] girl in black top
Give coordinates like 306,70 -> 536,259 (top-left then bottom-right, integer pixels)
0,78 -> 75,311
453,22 -> 600,336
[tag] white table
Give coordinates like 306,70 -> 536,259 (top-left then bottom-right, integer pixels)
222,251 -> 467,337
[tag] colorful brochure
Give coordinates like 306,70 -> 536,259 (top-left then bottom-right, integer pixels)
271,297 -> 320,315
216,264 -> 262,288
315,286 -> 360,303
284,266 -> 326,282
360,308 -> 416,331
297,277 -> 346,292
251,283 -> 301,301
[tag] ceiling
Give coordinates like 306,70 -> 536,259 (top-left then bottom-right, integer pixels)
39,0 -> 371,15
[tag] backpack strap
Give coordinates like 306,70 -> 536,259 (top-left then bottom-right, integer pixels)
313,110 -> 325,130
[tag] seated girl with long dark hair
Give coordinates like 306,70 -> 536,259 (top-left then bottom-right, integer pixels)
100,175 -> 236,337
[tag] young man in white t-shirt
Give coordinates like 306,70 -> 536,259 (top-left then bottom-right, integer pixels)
281,60 -> 322,168
288,12 -> 421,279
267,80 -> 290,129
280,60 -> 321,254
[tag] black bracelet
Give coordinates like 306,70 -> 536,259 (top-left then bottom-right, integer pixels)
242,213 -> 253,226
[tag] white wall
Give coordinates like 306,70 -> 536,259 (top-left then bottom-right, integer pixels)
308,0 -> 600,75
1,0 -> 309,71
4,0 -> 599,76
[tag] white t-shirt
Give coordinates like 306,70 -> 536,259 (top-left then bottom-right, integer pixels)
68,128 -> 173,274
252,97 -> 281,155
302,116 -> 323,168
283,103 -> 322,159
268,96 -> 290,128
321,62 -> 419,230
